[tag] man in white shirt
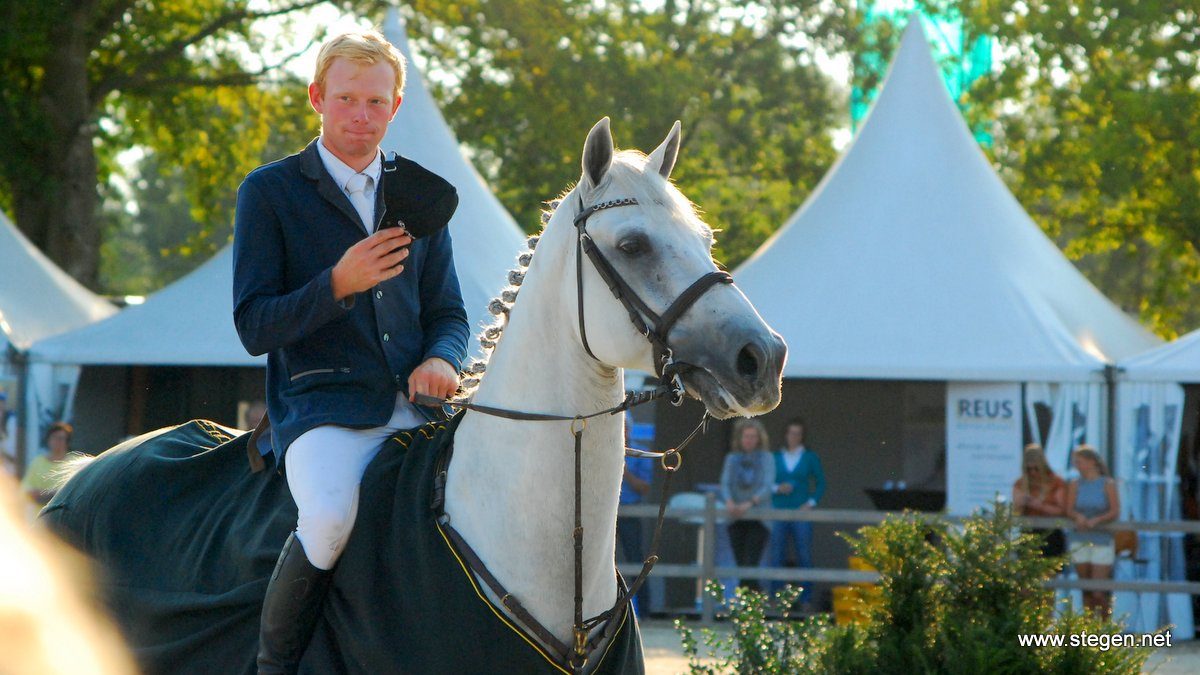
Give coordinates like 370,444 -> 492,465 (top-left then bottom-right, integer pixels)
232,30 -> 467,674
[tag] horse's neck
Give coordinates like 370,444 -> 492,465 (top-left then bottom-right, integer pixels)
445,238 -> 626,645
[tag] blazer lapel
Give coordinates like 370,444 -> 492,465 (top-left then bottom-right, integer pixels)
299,139 -> 369,236
373,166 -> 388,231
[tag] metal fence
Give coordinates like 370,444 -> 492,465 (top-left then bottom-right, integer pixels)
616,494 -> 1200,623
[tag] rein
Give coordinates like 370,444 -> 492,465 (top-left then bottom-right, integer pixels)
425,193 -> 734,673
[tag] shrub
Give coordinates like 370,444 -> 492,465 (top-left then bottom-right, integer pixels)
676,502 -> 1156,674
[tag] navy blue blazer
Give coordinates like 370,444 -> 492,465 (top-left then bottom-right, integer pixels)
232,139 -> 469,458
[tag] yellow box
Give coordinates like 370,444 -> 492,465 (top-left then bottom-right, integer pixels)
832,586 -> 855,606
833,583 -> 883,623
847,556 -> 876,572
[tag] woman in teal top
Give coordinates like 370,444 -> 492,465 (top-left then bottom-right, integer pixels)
1065,444 -> 1120,618
768,418 -> 825,606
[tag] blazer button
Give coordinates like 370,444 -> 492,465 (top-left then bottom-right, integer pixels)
376,290 -> 383,299
382,333 -> 390,342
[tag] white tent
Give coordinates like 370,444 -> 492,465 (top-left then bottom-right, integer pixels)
30,9 -> 525,368
1111,336 -> 1197,635
1118,329 -> 1200,383
1112,329 -> 1200,635
734,21 -> 1158,383
1,212 -> 116,465
382,9 -> 527,332
30,247 -> 255,366
0,212 -> 115,353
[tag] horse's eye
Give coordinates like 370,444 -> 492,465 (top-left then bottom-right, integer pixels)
618,236 -> 645,256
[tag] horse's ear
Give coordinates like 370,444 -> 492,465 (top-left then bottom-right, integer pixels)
581,117 -> 614,193
647,120 -> 681,179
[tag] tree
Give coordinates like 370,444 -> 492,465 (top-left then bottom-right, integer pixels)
0,0 -> 381,288
922,0 -> 1200,336
98,81 -> 319,295
404,0 -> 860,267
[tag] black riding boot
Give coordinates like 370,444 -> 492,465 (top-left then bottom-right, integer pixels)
257,532 -> 333,675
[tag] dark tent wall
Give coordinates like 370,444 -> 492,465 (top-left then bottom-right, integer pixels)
652,379 -> 946,609
1177,386 -> 1200,624
71,366 -> 265,454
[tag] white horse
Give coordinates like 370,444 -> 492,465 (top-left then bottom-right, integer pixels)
447,116 -> 785,650
43,118 -> 785,674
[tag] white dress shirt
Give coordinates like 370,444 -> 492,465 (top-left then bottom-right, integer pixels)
316,138 -> 383,233
776,444 -> 817,506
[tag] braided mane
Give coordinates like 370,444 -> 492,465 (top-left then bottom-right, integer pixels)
453,198 -> 561,401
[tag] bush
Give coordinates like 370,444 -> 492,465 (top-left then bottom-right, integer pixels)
675,502 -> 1156,674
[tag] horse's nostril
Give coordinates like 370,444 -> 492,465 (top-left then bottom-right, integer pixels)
736,343 -> 760,379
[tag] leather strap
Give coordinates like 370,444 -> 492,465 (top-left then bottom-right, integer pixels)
657,271 -> 733,338
414,386 -> 670,423
441,521 -> 572,658
246,413 -> 271,473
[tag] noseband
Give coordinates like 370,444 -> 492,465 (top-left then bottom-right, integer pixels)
573,195 -> 733,403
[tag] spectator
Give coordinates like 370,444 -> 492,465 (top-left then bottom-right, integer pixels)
0,392 -> 16,477
719,418 -> 775,592
768,417 -> 825,608
243,400 -> 268,430
1012,443 -> 1066,558
617,422 -> 654,615
21,422 -> 79,506
1065,444 -> 1120,617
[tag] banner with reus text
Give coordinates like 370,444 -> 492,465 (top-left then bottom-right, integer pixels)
946,382 -> 1021,515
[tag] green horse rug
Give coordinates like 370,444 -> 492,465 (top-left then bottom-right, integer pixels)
41,416 -> 642,674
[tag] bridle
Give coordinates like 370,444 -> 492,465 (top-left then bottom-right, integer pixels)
427,191 -> 738,673
573,194 -> 733,403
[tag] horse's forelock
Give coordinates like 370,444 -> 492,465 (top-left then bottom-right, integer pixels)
606,152 -> 713,241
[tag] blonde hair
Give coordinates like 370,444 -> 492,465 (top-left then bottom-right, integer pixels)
1072,444 -> 1110,477
731,418 -> 770,452
1018,444 -> 1058,495
313,30 -> 406,100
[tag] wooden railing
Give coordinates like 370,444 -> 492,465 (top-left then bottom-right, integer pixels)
617,494 -> 1200,623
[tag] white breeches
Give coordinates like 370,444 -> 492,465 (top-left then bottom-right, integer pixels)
285,394 -> 427,570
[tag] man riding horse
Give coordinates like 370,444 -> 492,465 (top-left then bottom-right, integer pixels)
231,30 -> 467,674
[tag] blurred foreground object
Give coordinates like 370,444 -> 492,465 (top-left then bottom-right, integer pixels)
0,474 -> 136,674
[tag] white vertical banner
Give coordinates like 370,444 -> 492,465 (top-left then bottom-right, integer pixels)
946,382 -> 1022,515
1113,381 -> 1193,636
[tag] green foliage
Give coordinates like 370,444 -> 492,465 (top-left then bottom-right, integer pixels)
98,79 -> 320,294
676,503 -> 1155,674
89,2 -> 352,292
915,0 -> 1200,336
676,583 -> 860,674
0,0 -> 377,289
404,0 -> 856,268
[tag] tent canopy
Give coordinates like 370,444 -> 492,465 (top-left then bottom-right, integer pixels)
734,21 -> 1158,382
381,9 -> 527,334
0,212 -> 115,352
30,9 -> 524,367
30,248 -> 255,366
1118,329 -> 1200,383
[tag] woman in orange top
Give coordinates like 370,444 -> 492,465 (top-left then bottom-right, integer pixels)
1012,444 -> 1067,557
